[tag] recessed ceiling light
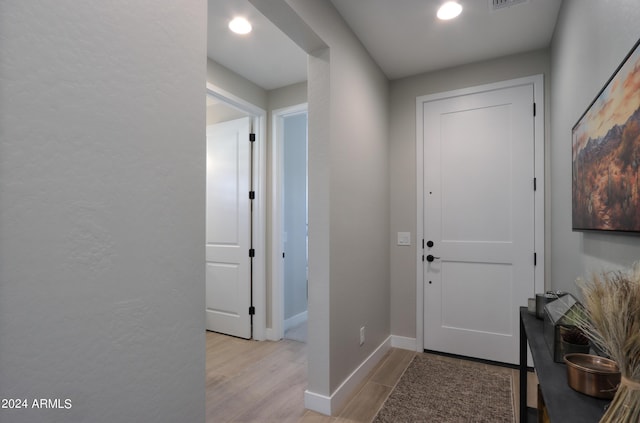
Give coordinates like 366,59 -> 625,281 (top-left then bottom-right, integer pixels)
228,17 -> 252,35
437,1 -> 463,20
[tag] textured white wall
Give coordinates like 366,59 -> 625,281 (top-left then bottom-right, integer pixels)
550,0 -> 640,294
0,2 -> 206,422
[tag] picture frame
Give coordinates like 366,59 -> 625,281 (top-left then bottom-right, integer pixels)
572,38 -> 640,233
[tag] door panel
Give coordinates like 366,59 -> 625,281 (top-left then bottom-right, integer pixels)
423,84 -> 534,364
206,263 -> 240,313
206,117 -> 252,339
440,105 -> 512,242
440,262 -> 512,335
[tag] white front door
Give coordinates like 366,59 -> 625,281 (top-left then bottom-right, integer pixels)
422,83 -> 535,364
206,117 -> 252,339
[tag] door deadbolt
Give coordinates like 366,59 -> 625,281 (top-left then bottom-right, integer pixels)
426,254 -> 440,262
426,240 -> 434,248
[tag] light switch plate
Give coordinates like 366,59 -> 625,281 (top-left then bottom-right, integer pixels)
397,232 -> 411,246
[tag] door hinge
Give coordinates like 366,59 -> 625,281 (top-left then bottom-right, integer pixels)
249,306 -> 255,315
249,248 -> 255,258
533,102 -> 536,117
249,191 -> 255,200
249,133 -> 256,142
534,252 -> 537,266
533,177 -> 537,191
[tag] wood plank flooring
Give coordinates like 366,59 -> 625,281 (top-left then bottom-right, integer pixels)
206,331 -> 537,423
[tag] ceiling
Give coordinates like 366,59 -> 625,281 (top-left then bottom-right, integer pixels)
207,0 -> 308,90
207,0 -> 562,90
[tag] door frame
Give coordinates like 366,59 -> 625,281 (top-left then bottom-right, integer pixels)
206,82 -> 267,341
269,102 -> 308,341
415,75 -> 545,352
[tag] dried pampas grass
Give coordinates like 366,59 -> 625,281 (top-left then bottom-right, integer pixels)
574,265 -> 640,423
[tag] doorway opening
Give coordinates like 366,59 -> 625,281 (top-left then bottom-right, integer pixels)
204,89 -> 310,421
205,83 -> 267,340
271,104 -> 309,342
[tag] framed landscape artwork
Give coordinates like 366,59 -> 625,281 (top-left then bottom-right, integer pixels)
572,38 -> 640,233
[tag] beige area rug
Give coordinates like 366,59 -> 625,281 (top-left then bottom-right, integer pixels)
373,353 -> 515,423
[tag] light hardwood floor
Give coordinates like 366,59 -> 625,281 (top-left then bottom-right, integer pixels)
206,331 -> 537,423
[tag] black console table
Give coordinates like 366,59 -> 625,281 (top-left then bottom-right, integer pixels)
519,307 -> 609,422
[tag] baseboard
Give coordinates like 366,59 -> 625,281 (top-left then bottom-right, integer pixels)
390,335 -> 417,351
284,310 -> 308,331
303,390 -> 332,416
304,335 -> 392,416
265,327 -> 279,341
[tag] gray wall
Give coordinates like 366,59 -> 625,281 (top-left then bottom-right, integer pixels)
286,0 -> 391,397
550,0 -> 640,294
283,113 -> 309,320
206,101 -> 247,125
389,49 -> 551,338
207,58 -> 268,111
268,82 -> 308,111
0,2 -> 206,422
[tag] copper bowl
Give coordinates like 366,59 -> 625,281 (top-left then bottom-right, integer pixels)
564,353 -> 621,399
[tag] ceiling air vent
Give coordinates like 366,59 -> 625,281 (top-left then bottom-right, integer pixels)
490,0 -> 528,11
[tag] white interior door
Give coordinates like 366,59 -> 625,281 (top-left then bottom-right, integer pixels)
206,117 -> 252,339
422,84 -> 535,364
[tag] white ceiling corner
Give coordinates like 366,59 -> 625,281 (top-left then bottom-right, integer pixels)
207,0 -> 308,91
329,0 -> 562,79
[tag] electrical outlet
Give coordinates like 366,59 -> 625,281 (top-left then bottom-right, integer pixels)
360,326 -> 365,346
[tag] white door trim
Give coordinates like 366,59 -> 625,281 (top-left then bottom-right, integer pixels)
415,75 -> 545,352
269,102 -> 308,341
206,82 -> 267,341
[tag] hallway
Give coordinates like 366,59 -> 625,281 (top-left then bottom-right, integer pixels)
206,331 -> 307,422
206,331 -> 415,423
206,331 -> 538,422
